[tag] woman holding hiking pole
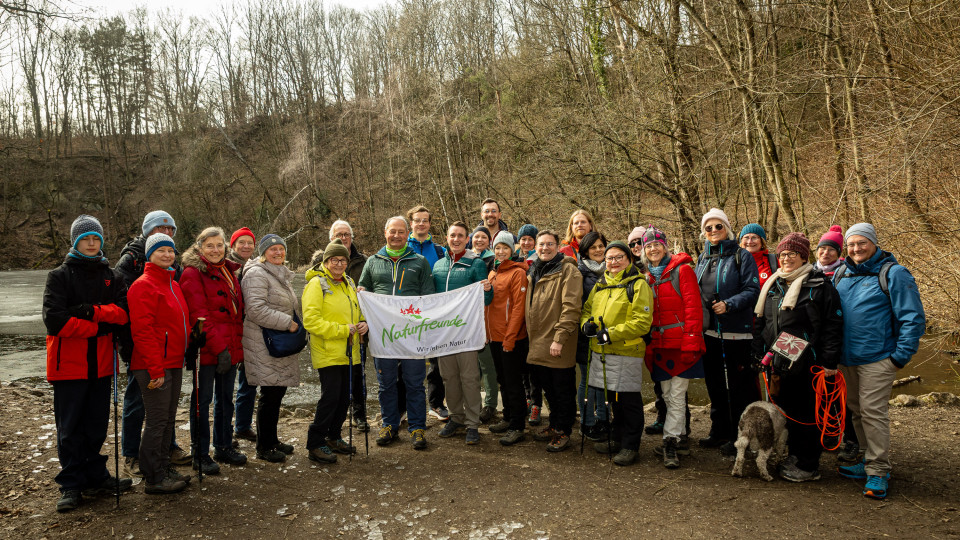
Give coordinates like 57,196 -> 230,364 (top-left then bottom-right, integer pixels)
579,241 -> 653,466
694,209 -> 761,457
302,239 -> 367,464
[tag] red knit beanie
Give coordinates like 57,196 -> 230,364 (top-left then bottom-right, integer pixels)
230,227 -> 255,247
776,232 -> 810,260
817,225 -> 843,252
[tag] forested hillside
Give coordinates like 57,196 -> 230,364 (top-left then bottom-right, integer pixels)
1,0 -> 959,330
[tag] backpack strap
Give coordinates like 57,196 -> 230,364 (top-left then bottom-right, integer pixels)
650,266 -> 682,300
433,244 -> 444,261
832,261 -> 895,299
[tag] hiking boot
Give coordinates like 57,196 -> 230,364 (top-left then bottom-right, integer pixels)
355,419 -> 370,433
583,423 -> 606,442
82,475 -> 133,497
193,455 -> 221,475
465,428 -> 480,445
411,429 -> 427,450
663,438 -> 681,469
123,456 -> 143,477
376,425 -> 399,446
327,438 -> 356,455
613,448 -> 639,466
235,428 -> 257,442
838,440 -> 861,464
144,477 -> 187,495
698,435 -> 727,448
499,429 -> 525,446
256,448 -> 287,463
488,420 -> 511,434
644,420 -> 665,435
655,435 -> 692,457
308,446 -> 338,464
479,406 -> 496,423
863,474 -> 891,500
213,446 -> 247,466
533,427 -> 557,442
719,441 -> 737,457
780,462 -> 821,482
837,461 -> 867,480
528,405 -> 542,426
429,406 -> 450,421
169,445 -> 192,466
232,439 -> 240,449
275,442 -> 294,455
166,466 -> 191,484
438,420 -> 465,438
56,489 -> 81,513
546,432 -> 570,452
594,440 -> 622,454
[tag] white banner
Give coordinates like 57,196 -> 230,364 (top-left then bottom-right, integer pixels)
357,281 -> 487,359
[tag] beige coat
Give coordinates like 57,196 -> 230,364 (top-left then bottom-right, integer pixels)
241,258 -> 301,387
525,256 -> 583,368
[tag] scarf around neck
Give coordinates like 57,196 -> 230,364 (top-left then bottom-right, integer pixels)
754,263 -> 814,316
530,252 -> 565,293
581,258 -> 604,275
649,254 -> 671,280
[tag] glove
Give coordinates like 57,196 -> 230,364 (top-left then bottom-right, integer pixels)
69,304 -> 95,320
581,318 -> 598,337
190,323 -> 207,350
216,349 -> 231,374
597,328 -> 611,346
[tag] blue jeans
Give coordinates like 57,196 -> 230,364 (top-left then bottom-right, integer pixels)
189,364 -> 238,456
375,357 -> 426,432
122,371 -> 180,458
578,363 -> 607,427
234,363 -> 257,433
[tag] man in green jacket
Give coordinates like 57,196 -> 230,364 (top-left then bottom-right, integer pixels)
358,216 -> 436,450
430,221 -> 493,444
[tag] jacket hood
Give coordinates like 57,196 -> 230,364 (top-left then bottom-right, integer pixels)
182,245 -> 241,274
120,235 -> 146,258
703,238 -> 740,255
446,249 -> 479,262
845,249 -> 898,274
244,256 -> 293,280
663,252 -> 694,273
601,262 -> 642,286
305,263 -> 356,288
495,258 -> 525,273
408,234 -> 436,247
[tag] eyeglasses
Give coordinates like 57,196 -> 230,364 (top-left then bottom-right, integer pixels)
846,240 -> 871,250
605,254 -> 626,263
628,240 -> 642,248
412,219 -> 430,224
704,223 -> 724,233
334,232 -> 352,239
778,251 -> 800,260
327,258 -> 348,265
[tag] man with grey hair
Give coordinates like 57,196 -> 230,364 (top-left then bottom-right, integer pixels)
358,216 -> 436,450
327,220 -> 367,284
834,222 -> 925,500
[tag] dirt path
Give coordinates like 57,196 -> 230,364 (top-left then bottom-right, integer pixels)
1,381 -> 958,539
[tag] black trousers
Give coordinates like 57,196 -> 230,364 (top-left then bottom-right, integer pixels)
609,390 -> 645,451
490,339 -> 529,430
350,363 -> 367,421
534,365 -> 576,435
53,377 -> 111,492
703,336 -> 760,440
522,361 -> 542,407
256,386 -> 287,452
652,382 -> 691,435
308,365 -> 350,449
777,368 -> 823,472
427,357 -> 445,409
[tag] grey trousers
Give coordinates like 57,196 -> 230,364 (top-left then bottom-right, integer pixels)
133,368 -> 183,484
840,359 -> 898,476
438,351 -> 483,429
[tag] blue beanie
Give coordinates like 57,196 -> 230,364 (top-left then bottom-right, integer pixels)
258,233 -> 287,254
145,233 -> 176,260
739,223 -> 766,240
517,224 -> 538,240
844,223 -> 879,247
70,214 -> 104,249
142,210 -> 177,237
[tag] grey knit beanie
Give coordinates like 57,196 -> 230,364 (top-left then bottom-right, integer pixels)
844,223 -> 879,247
70,215 -> 104,249
142,210 -> 177,237
145,233 -> 176,260
258,233 -> 287,254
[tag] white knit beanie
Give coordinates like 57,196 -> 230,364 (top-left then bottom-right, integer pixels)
701,208 -> 732,232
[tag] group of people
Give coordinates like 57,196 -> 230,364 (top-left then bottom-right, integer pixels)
43,200 -> 926,513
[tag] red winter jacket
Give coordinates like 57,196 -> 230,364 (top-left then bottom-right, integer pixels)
644,253 -> 706,374
179,251 -> 245,366
128,263 -> 189,379
43,255 -> 129,381
559,239 -> 580,262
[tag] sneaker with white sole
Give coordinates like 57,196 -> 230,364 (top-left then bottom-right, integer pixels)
780,462 -> 821,482
429,407 -> 450,421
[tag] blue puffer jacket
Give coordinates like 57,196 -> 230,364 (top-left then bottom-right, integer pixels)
695,239 -> 760,334
835,249 -> 926,367
407,234 -> 445,269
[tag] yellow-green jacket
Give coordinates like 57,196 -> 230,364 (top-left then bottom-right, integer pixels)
302,264 -> 364,369
580,265 -> 653,358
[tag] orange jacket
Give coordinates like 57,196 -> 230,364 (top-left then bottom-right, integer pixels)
485,259 -> 528,351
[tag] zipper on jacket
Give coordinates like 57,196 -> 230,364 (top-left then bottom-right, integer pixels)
169,279 -> 188,352
164,332 -> 168,358
56,340 -> 62,371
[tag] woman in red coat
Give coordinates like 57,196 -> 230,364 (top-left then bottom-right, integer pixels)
128,233 -> 191,494
179,227 -> 247,473
640,226 -> 705,469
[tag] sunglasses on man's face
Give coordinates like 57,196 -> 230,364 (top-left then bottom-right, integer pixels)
705,223 -> 724,233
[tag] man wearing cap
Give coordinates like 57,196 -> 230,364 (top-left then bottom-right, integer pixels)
115,210 -> 191,475
43,215 -> 133,512
358,216 -> 436,450
834,223 -> 926,500
227,227 -> 259,443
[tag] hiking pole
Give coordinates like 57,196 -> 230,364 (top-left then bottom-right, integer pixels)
346,335 -> 354,463
713,295 -> 735,440
193,318 -> 205,486
112,342 -> 121,509
580,331 -> 593,456
360,341 -> 369,457
598,317 -> 612,460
